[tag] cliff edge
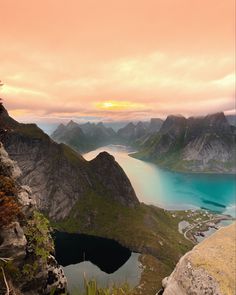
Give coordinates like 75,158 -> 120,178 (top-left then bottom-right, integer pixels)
0,142 -> 67,294
162,222 -> 236,295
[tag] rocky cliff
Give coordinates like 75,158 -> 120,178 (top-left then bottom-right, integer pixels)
132,113 -> 236,173
162,222 -> 236,295
0,104 -> 139,221
0,143 -> 67,295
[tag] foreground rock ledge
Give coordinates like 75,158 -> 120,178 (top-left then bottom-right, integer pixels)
162,222 -> 236,295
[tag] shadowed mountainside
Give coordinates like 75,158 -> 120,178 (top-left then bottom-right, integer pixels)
0,104 -> 139,221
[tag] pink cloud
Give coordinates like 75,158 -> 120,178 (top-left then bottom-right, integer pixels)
0,0 -> 235,122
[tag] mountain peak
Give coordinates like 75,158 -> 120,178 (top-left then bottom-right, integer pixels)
97,122 -> 105,128
160,114 -> 187,135
204,112 -> 231,133
66,120 -> 79,130
94,151 -> 115,162
90,151 -> 139,207
126,122 -> 135,128
0,103 -> 18,129
136,121 -> 145,128
205,112 -> 226,122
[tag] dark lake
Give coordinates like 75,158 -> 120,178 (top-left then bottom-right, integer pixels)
54,231 -> 142,292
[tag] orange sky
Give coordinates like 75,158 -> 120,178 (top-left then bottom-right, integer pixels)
0,0 -> 235,124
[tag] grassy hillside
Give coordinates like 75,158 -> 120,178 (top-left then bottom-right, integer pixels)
51,190 -> 195,293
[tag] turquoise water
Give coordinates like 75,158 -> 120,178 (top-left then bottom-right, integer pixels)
84,145 -> 236,217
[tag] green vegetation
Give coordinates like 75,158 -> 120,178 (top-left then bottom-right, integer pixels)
16,123 -> 49,140
23,211 -> 53,280
131,132 -> 190,172
71,278 -> 134,295
51,190 -> 194,293
49,278 -> 134,295
61,143 -> 86,165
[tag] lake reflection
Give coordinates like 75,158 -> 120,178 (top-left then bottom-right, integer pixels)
54,231 -> 142,292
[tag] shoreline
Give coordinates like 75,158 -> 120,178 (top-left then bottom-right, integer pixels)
129,153 -> 236,176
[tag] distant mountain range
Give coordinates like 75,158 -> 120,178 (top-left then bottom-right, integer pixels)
51,113 -> 236,173
51,120 -> 117,153
132,112 -> 236,173
51,118 -> 163,152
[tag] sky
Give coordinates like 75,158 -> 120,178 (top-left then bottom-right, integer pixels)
0,0 -> 235,128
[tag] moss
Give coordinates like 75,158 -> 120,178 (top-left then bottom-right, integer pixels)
23,211 -> 53,281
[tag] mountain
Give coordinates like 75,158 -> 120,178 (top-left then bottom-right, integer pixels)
51,118 -> 163,151
132,112 -> 236,173
117,118 -> 163,144
148,118 -> 164,133
0,104 -> 139,221
51,120 -> 117,153
226,114 -> 236,126
0,142 -> 67,294
51,120 -> 93,153
117,122 -> 146,142
162,222 -> 236,295
0,103 -> 198,293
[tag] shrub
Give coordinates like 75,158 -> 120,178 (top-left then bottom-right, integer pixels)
0,193 -> 21,228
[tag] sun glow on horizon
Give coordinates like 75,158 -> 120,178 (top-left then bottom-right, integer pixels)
95,100 -> 145,111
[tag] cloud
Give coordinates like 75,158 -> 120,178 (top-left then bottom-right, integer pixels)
0,0 -> 235,123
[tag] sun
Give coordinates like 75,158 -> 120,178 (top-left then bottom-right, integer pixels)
103,102 -> 114,108
96,100 -> 145,111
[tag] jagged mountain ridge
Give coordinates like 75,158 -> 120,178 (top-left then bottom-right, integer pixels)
0,104 -> 139,221
51,118 -> 163,152
132,112 -> 236,173
51,120 -> 117,153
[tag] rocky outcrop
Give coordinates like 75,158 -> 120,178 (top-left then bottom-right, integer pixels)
0,104 -> 139,221
162,222 -> 236,295
0,142 -> 67,294
133,112 -> 236,173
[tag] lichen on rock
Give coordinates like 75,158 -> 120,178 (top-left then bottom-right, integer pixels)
162,222 -> 236,295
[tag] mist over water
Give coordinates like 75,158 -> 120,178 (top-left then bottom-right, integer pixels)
84,145 -> 236,216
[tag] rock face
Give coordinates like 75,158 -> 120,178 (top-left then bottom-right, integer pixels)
0,142 -> 67,295
133,113 -> 236,173
162,222 -> 236,295
0,104 -> 139,221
